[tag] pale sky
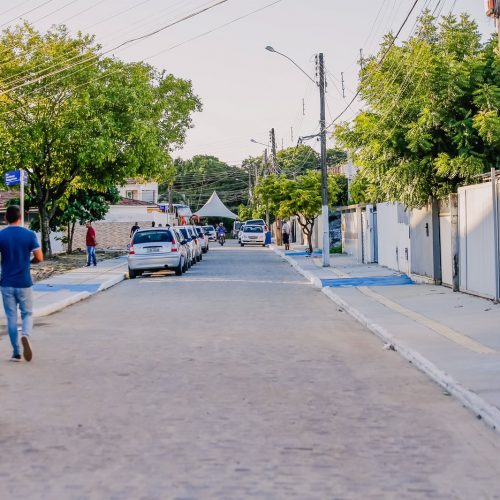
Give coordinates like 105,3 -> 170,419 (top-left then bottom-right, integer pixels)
1,0 -> 496,165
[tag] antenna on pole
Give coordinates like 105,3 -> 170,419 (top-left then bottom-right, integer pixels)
341,72 -> 346,98
359,48 -> 364,69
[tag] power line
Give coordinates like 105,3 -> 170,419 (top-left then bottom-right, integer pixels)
0,0 -> 56,29
325,0 -> 423,130
1,0 -> 231,95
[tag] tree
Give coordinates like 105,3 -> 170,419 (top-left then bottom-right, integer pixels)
326,148 -> 348,169
275,145 -> 319,177
255,171 -> 343,253
0,23 -> 201,256
334,12 -> 500,207
25,187 -> 120,253
58,187 -> 120,253
161,155 -> 249,213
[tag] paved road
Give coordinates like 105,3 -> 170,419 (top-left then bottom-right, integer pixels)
1,243 -> 500,499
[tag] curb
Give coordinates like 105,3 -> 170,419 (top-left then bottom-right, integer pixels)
33,272 -> 127,318
274,245 -> 500,433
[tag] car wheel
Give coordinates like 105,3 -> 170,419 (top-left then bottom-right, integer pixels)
240,243 -> 244,247
199,253 -> 203,261
129,268 -> 137,279
174,261 -> 183,276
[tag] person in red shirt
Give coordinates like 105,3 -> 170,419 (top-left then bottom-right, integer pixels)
85,221 -> 97,267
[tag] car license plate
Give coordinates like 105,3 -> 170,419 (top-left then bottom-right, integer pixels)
249,236 -> 257,239
146,247 -> 161,253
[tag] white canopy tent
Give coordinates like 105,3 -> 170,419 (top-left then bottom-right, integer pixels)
194,191 -> 238,219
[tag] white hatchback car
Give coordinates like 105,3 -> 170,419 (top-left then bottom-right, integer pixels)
128,228 -> 185,278
240,225 -> 266,246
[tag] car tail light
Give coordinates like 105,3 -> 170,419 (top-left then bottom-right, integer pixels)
129,245 -> 135,255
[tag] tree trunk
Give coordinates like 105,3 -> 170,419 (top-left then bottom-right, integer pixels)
70,222 -> 76,253
39,205 -> 52,257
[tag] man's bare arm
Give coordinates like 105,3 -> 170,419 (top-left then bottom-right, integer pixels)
32,248 -> 44,263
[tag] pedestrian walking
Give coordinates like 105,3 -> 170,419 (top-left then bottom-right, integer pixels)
282,219 -> 291,251
130,222 -> 140,238
85,221 -> 97,267
0,205 -> 43,362
151,221 -> 156,228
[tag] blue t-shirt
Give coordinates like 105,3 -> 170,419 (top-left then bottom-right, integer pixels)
0,226 -> 40,288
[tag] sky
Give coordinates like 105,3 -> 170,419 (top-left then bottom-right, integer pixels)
1,0 -> 496,165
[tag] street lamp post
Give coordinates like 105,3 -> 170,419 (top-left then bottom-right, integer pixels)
266,46 -> 330,266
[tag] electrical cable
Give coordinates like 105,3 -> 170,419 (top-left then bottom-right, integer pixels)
1,0 -> 231,94
325,0 -> 424,129
0,0 -> 56,29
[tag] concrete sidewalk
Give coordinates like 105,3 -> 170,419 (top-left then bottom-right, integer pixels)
272,245 -> 500,432
0,256 -> 128,321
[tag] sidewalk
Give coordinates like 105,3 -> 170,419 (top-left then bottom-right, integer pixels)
0,256 -> 128,322
272,245 -> 500,432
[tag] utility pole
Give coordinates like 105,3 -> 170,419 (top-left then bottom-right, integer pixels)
317,53 -> 330,267
290,126 -> 294,143
269,128 -> 278,173
359,48 -> 364,69
341,72 -> 346,99
264,148 -> 270,227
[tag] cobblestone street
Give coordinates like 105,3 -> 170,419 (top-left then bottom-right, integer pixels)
1,244 -> 500,499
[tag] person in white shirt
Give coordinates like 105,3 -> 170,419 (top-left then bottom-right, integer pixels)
282,220 -> 291,251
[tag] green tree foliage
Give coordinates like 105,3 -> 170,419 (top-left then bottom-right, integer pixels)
334,12 -> 500,207
0,23 -> 201,255
255,171 -> 343,253
161,155 -> 249,213
275,145 -> 319,176
326,148 -> 348,169
14,187 -> 119,253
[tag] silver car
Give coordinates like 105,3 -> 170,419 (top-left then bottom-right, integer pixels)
195,226 -> 209,253
128,228 -> 185,278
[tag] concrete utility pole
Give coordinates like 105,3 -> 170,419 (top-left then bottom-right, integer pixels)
269,128 -> 278,174
264,148 -> 270,227
317,53 -> 330,267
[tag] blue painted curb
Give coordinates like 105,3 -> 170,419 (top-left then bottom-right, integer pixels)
34,284 -> 100,293
321,275 -> 413,288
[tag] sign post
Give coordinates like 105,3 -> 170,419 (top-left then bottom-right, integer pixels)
4,170 -> 28,226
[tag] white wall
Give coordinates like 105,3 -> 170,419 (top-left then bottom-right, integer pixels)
341,209 -> 359,259
376,202 -> 411,274
105,206 -> 174,225
117,181 -> 159,203
458,181 -> 497,298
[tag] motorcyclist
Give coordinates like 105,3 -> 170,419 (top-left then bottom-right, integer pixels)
217,223 -> 226,242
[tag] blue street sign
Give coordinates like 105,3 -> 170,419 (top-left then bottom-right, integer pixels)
4,170 -> 28,186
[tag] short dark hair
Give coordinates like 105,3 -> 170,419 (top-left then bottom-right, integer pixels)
6,205 -> 21,224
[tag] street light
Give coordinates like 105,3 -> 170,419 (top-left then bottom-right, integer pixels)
250,138 -> 268,147
266,46 -> 330,267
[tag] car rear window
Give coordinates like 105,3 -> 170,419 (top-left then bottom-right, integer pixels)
177,228 -> 189,239
203,226 -> 215,231
133,230 -> 173,244
244,226 -> 263,233
246,220 -> 264,225
196,228 -> 204,235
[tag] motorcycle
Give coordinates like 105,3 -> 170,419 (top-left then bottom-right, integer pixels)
218,233 -> 226,246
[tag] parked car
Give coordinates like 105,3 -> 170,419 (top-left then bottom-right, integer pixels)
203,225 -> 216,241
237,223 -> 246,243
175,226 -> 200,264
185,225 -> 203,261
240,225 -> 266,246
172,228 -> 191,272
128,228 -> 185,278
245,219 -> 267,231
195,226 -> 209,253
232,221 -> 244,239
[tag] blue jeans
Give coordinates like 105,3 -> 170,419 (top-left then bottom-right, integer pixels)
87,245 -> 96,266
1,287 -> 33,356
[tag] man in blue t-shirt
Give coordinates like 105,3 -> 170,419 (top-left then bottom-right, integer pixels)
0,205 -> 43,362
